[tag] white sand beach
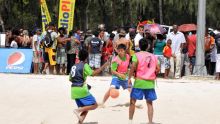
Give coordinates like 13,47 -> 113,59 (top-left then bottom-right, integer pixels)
0,74 -> 220,124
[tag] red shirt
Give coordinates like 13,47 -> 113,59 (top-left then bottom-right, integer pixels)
187,34 -> 196,57
163,45 -> 172,58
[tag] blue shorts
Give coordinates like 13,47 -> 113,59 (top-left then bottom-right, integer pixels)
110,77 -> 131,90
75,94 -> 96,107
130,88 -> 157,101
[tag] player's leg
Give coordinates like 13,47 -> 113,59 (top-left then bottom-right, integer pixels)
101,88 -> 111,106
129,98 -> 136,121
78,111 -> 88,124
146,100 -> 153,124
144,89 -> 157,124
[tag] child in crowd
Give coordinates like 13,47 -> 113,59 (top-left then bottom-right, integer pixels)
163,39 -> 172,79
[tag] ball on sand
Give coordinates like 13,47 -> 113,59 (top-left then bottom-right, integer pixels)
110,88 -> 119,98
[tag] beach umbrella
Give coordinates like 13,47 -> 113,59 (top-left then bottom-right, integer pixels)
178,24 -> 197,32
144,24 -> 166,34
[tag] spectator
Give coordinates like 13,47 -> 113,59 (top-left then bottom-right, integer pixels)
102,33 -> 115,74
42,22 -> 58,74
84,29 -> 93,50
215,28 -> 220,80
204,28 -> 215,75
88,30 -> 103,69
153,34 -> 166,73
145,30 -> 156,53
32,28 -> 42,74
22,30 -> 31,48
187,31 -> 197,74
128,31 -> 136,57
10,36 -> 18,48
56,27 -> 68,75
134,26 -> 144,52
114,29 -> 130,54
166,25 -> 186,79
163,39 -> 172,78
66,30 -> 80,74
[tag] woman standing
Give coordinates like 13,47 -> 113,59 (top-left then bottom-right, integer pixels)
153,34 -> 166,74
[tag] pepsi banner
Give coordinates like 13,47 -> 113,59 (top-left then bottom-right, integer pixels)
0,48 -> 33,73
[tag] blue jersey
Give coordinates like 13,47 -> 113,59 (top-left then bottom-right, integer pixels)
70,62 -> 84,87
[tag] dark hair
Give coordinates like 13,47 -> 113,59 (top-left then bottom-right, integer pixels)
93,30 -> 99,37
12,29 -> 20,36
49,22 -> 55,27
129,31 -> 136,39
58,27 -> 66,33
109,33 -> 115,39
68,30 -> 74,38
157,34 -> 164,40
139,38 -> 149,51
117,44 -> 126,50
79,49 -> 88,61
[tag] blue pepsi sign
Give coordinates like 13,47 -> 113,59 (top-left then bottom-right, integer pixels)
0,48 -> 33,73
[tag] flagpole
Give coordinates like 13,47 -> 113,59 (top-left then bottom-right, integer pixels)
194,0 -> 207,76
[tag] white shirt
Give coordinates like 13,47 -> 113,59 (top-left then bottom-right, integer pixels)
10,41 -> 18,48
125,33 -> 130,40
32,35 -> 41,52
166,31 -> 186,54
211,45 -> 217,62
134,33 -> 143,47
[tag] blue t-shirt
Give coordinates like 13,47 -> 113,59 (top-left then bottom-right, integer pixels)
90,37 -> 102,54
154,39 -> 166,55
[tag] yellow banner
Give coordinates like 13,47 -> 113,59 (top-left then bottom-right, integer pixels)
58,0 -> 76,34
40,0 -> 51,32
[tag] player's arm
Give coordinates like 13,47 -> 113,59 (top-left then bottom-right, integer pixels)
128,55 -> 137,83
92,62 -> 109,76
84,61 -> 110,76
128,62 -> 137,79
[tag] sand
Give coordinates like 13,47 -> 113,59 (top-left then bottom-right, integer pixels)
0,73 -> 220,124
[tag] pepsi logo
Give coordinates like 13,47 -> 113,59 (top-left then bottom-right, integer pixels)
7,52 -> 25,66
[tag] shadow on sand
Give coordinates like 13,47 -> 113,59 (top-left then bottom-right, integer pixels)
140,122 -> 161,124
83,122 -> 98,124
111,102 -> 143,109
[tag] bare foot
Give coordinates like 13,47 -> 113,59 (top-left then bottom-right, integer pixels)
98,103 -> 106,108
73,109 -> 83,122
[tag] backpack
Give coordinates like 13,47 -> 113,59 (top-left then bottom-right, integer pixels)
43,31 -> 53,48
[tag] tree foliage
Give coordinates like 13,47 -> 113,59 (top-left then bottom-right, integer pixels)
0,0 -> 219,31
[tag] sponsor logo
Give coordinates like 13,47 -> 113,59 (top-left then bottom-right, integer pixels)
6,52 -> 25,70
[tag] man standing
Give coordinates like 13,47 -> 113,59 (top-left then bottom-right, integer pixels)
56,27 -> 68,75
166,25 -> 186,79
187,31 -> 197,74
88,30 -> 103,69
204,28 -> 215,75
134,26 -> 144,52
215,28 -> 220,80
42,22 -> 58,74
32,29 -> 42,74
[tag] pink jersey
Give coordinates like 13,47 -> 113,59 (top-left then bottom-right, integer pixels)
112,54 -> 130,74
135,52 -> 157,80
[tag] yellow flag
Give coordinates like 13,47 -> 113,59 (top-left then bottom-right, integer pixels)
58,0 -> 76,34
40,0 -> 51,32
